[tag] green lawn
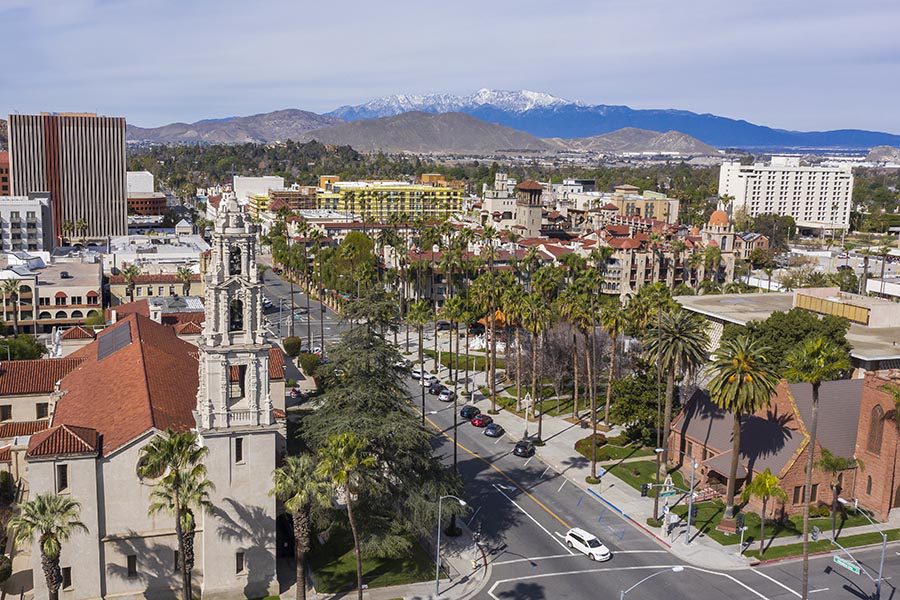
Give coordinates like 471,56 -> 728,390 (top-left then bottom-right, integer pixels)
575,434 -> 655,462
745,529 -> 900,560
308,526 -> 433,593
671,500 -> 882,547
606,460 -> 685,498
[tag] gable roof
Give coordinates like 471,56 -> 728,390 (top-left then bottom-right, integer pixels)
61,325 -> 96,340
28,424 -> 100,458
174,321 -> 203,335
0,358 -> 84,396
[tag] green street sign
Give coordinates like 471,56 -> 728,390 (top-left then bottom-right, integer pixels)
833,555 -> 860,575
659,490 -> 676,497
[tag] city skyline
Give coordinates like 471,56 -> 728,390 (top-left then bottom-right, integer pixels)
1,0 -> 899,132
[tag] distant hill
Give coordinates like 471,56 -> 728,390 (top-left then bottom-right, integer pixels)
330,89 -> 900,150
866,145 -> 900,163
127,109 -> 342,144
549,127 -> 717,155
305,111 -> 553,154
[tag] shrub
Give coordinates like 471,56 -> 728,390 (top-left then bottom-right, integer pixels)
297,352 -> 319,376
285,378 -> 297,388
646,517 -> 663,527
0,555 -> 10,584
0,471 -> 14,504
283,336 -> 303,358
574,433 -> 607,458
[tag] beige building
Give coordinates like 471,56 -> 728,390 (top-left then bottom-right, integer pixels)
570,185 -> 680,227
108,272 -> 204,305
0,261 -> 103,333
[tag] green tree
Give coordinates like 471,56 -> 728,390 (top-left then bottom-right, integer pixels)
315,432 -> 378,600
136,430 -> 212,600
0,334 -> 47,360
9,494 -> 87,600
120,263 -> 142,304
176,266 -> 194,296
407,300 -> 432,422
816,448 -> 863,537
600,305 -> 628,425
271,454 -> 325,600
740,468 -> 787,556
784,337 -> 850,599
707,335 -> 780,520
1,279 -> 21,335
75,218 -> 87,244
522,292 -> 551,441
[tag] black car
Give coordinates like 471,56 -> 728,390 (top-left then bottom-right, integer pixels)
429,381 -> 446,395
436,320 -> 452,331
483,423 -> 505,438
513,440 -> 535,458
468,323 -> 485,335
460,405 -> 480,420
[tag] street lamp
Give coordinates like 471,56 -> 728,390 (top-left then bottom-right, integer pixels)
620,566 -> 684,599
435,495 -> 467,597
838,497 -> 886,599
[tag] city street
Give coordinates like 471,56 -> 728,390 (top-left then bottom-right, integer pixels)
259,268 -> 349,348
403,339 -> 900,600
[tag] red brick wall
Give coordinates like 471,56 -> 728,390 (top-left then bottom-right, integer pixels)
853,381 -> 899,521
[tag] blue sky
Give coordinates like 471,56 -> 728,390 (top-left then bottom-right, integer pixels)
1,0 -> 898,132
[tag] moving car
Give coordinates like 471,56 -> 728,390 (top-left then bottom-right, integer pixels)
428,381 -> 446,396
483,423 -> 504,438
410,367 -> 438,387
468,323 -> 485,335
513,440 -> 535,458
459,405 -> 480,420
470,414 -> 493,427
564,528 -> 612,561
436,320 -> 452,331
262,297 -> 273,309
438,388 -> 457,403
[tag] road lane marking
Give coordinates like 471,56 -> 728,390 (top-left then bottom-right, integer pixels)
751,568 -> 801,598
524,456 -> 534,467
492,554 -> 573,566
557,479 -> 567,493
809,589 -> 829,594
492,483 -> 574,555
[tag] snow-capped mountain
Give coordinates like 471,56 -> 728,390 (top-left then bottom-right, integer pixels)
328,89 -> 571,120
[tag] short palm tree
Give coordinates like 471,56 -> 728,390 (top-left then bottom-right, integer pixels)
61,220 -> 75,244
75,218 -> 87,244
137,430 -> 212,600
176,266 -> 194,296
816,448 -> 863,537
9,493 -> 87,600
784,337 -> 850,599
600,305 -> 627,425
1,279 -> 21,335
315,432 -> 377,600
741,468 -> 787,556
120,263 -> 142,303
271,454 -> 325,600
707,335 -> 779,520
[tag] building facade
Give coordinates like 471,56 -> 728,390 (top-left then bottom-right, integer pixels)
318,180 -> 464,221
8,113 -> 128,240
718,157 -> 853,231
0,192 -> 54,252
0,151 -> 10,196
0,261 -> 103,333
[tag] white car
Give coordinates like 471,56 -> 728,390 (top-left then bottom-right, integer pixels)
565,528 -> 611,561
409,367 -> 438,387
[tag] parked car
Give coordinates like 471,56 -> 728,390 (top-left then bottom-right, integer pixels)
564,528 -> 611,561
483,423 -> 505,438
459,405 -> 480,420
513,440 -> 535,458
438,388 -> 457,403
468,323 -> 485,335
429,381 -> 446,396
837,264 -> 854,272
262,297 -> 273,309
393,359 -> 410,370
470,414 -> 493,427
436,320 -> 452,331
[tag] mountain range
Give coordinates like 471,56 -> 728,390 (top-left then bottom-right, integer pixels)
548,127 -> 717,155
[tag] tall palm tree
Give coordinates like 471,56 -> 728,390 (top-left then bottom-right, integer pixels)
784,337 -> 850,600
136,430 -> 212,600
687,252 -> 704,292
707,335 -> 780,520
600,305 -> 628,425
315,432 -> 377,600
1,279 -> 21,335
645,308 -> 709,511
271,454 -> 325,600
9,494 -> 87,600
522,292 -> 551,441
740,468 -> 787,557
75,218 -> 87,245
120,263 -> 142,304
501,283 -> 527,412
703,246 -> 722,284
816,449 -> 863,538
408,300 -> 432,425
176,266 -> 194,296
479,226 -> 499,412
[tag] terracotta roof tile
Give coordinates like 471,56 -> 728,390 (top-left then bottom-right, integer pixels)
516,180 -> 543,191
61,326 -> 96,340
608,238 -> 643,250
268,347 -> 286,380
174,321 -> 203,335
0,358 -> 84,396
0,446 -> 10,463
0,420 -> 49,438
111,299 -> 150,317
28,424 -> 100,457
600,203 -> 620,210
109,274 -> 201,284
605,225 -> 631,236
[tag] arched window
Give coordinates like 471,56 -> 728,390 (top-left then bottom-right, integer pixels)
229,299 -> 243,332
229,247 -> 242,276
54,311 -> 67,319
721,236 -> 728,249
867,476 -> 873,495
867,405 -> 885,455
39,311 -> 51,320
70,310 -> 83,319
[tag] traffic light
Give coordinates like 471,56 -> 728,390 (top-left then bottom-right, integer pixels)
811,526 -> 820,542
641,483 -> 651,497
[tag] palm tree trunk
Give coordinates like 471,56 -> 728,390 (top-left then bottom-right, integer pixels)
724,413 -> 742,519
174,504 -> 191,600
760,496 -> 767,556
42,551 -> 61,600
515,328 -> 522,412
489,308 -> 497,413
294,510 -> 310,600
604,336 -> 617,424
571,333 -> 579,419
586,335 -> 597,478
801,385 -> 821,600
531,332 -> 539,440
419,326 -> 425,425
464,327 -> 470,396
346,498 -> 364,600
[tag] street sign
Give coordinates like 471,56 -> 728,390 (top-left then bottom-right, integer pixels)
833,555 -> 861,575
659,490 -> 677,497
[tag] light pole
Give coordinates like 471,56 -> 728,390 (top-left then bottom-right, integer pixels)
435,495 -> 467,598
839,497 -> 886,599
685,458 -> 697,545
620,566 -> 684,600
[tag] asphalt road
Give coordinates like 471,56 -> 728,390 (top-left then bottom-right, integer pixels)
403,354 -> 900,600
259,269 -> 348,348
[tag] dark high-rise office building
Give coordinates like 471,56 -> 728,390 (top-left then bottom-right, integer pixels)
8,113 -> 127,241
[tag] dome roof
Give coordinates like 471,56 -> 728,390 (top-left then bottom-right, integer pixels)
708,209 -> 729,227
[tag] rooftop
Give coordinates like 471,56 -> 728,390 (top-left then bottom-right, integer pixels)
108,234 -> 210,256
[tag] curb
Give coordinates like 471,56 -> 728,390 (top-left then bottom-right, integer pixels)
749,538 -> 900,567
585,488 -> 671,549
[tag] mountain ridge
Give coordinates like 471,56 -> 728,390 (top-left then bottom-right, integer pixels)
548,127 -> 717,154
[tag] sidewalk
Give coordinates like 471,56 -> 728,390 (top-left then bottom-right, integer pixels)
761,511 -> 900,549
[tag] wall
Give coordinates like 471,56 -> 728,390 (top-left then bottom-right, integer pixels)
0,392 -> 52,422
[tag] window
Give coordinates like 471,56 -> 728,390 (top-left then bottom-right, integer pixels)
0,406 -> 10,421
70,296 -> 82,306
229,299 -> 244,331
36,403 -> 48,420
686,441 -> 693,458
56,464 -> 68,493
229,247 -> 242,276
235,552 -> 245,574
61,567 -> 72,590
235,438 -> 244,464
867,405 -> 885,455
39,297 -> 49,306
867,476 -> 873,495
55,296 -> 66,306
158,286 -> 164,296
810,484 -> 818,502
127,554 -> 137,578
136,287 -> 142,297
792,485 -> 802,505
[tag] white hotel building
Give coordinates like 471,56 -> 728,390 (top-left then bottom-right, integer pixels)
718,157 -> 853,232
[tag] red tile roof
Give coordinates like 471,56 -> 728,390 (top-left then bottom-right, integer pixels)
161,312 -> 206,326
516,180 -> 543,191
61,326 -> 96,340
609,238 -> 643,250
0,358 -> 84,396
28,424 -> 99,457
269,347 -> 286,380
174,321 -> 203,335
601,203 -> 620,210
542,245 -> 574,258
0,420 -> 49,438
109,273 -> 201,284
0,446 -> 10,463
208,195 -> 222,209
605,225 -> 631,236
45,314 -> 200,457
